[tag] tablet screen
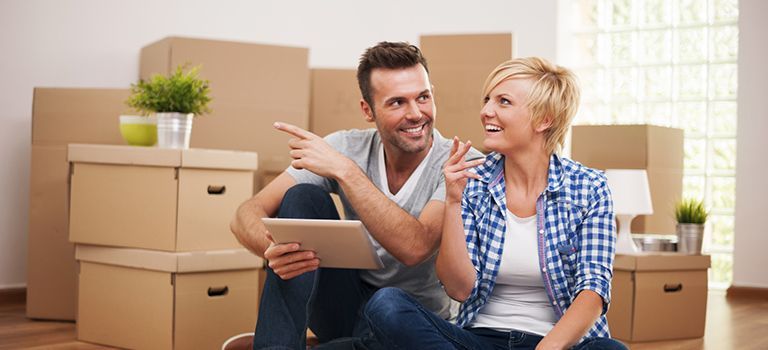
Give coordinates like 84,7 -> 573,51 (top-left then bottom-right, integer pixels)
263,218 -> 384,270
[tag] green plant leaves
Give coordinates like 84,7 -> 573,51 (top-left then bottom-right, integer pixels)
675,197 -> 708,224
126,64 -> 212,116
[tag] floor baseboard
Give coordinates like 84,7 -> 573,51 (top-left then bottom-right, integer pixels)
0,287 -> 26,305
726,285 -> 768,299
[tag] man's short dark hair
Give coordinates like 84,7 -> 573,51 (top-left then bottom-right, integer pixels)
357,41 -> 429,112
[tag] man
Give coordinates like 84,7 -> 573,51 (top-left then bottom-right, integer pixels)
227,41 -> 483,350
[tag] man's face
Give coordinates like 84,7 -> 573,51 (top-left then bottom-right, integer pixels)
362,65 -> 435,155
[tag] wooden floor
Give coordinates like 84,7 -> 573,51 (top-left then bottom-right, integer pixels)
1,290 -> 767,349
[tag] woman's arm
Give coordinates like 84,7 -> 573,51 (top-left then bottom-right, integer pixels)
435,138 -> 482,301
539,173 -> 616,349
436,200 -> 477,301
536,290 -> 603,350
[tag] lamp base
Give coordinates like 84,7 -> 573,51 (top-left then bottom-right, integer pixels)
615,214 -> 639,255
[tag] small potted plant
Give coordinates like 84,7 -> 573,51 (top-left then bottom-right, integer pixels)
674,198 -> 709,255
125,64 -> 212,149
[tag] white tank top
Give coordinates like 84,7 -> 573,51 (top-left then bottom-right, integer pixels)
469,209 -> 558,336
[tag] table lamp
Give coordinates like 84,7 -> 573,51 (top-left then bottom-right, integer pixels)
605,169 -> 654,254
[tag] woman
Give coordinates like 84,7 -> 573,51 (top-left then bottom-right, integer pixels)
364,57 -> 626,350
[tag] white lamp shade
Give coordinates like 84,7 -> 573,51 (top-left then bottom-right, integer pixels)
605,169 -> 653,216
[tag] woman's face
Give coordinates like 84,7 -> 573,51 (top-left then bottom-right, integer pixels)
480,77 -> 547,156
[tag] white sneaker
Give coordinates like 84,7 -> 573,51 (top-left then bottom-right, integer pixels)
222,332 -> 254,350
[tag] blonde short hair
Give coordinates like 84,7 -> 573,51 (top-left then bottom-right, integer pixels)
481,57 -> 580,155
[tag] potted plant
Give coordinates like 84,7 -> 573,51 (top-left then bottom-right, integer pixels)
125,64 -> 212,149
674,198 -> 709,255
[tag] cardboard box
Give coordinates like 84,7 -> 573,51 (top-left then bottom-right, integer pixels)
309,68 -> 368,136
68,144 -> 257,251
607,253 -> 710,342
27,88 -> 130,320
31,88 -> 131,147
139,36 -> 310,191
27,145 -> 77,320
76,245 -> 264,350
571,125 -> 684,170
420,33 -> 515,151
571,125 -> 684,233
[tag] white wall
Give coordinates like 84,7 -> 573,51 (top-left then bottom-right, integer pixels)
0,0 -> 558,287
733,0 -> 768,289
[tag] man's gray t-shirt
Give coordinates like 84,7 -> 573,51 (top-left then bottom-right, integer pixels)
286,128 -> 481,319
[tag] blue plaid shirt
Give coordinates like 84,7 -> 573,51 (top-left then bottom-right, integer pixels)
456,152 -> 615,340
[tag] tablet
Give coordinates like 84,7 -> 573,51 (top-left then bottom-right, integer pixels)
262,218 -> 384,270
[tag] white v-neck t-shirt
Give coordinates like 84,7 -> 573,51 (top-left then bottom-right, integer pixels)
377,141 -> 435,206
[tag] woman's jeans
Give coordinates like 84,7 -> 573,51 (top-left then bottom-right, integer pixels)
364,287 -> 628,350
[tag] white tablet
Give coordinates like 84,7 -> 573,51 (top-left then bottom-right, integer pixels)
262,218 -> 384,270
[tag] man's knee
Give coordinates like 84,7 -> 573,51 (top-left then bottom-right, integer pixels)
283,184 -> 330,204
278,184 -> 339,220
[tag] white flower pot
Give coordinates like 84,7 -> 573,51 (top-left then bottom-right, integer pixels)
156,112 -> 193,149
676,223 -> 704,255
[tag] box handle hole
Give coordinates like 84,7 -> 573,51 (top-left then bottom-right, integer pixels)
663,283 -> 683,293
207,185 -> 226,195
207,286 -> 229,297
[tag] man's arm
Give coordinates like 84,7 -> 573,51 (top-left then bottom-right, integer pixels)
230,172 -> 321,280
276,122 -> 443,266
338,166 -> 444,266
230,172 -> 294,257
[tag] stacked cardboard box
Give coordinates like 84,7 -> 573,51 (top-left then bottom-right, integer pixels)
139,37 -> 310,190
27,88 -> 130,320
420,33 -> 515,151
68,144 -> 264,349
76,245 -> 263,350
571,125 -> 684,234
68,144 -> 258,251
607,253 -> 710,342
28,37 -> 311,322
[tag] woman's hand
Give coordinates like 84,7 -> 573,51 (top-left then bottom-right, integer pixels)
443,137 -> 483,204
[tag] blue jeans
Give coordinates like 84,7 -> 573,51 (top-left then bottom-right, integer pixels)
253,184 -> 381,350
364,287 -> 628,350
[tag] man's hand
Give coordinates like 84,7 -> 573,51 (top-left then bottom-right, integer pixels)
443,137 -> 483,204
263,232 -> 321,280
274,122 -> 356,180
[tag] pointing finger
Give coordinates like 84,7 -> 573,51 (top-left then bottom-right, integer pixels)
274,122 -> 317,140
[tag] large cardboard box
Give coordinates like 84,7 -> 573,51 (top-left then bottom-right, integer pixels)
309,68 -> 368,137
27,88 -> 130,320
607,253 -> 710,342
139,36 -> 309,190
68,144 -> 257,251
571,125 -> 684,234
76,245 -> 264,350
420,33 -> 515,151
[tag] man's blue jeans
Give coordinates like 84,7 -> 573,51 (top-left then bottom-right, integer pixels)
253,184 -> 380,350
364,287 -> 628,350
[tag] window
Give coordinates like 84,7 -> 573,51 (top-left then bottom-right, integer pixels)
564,0 -> 739,288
